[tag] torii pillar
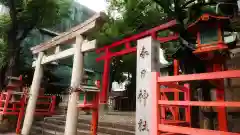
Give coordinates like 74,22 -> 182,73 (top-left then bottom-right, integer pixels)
21,12 -> 106,135
21,52 -> 44,135
64,35 -> 84,135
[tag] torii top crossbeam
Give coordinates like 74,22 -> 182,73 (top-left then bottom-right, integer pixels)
30,12 -> 106,63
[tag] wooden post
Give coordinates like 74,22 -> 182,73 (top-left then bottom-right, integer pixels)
91,93 -> 99,135
136,36 -> 160,135
21,52 -> 44,135
213,63 -> 228,131
100,49 -> 110,104
173,59 -> 179,120
99,51 -> 110,112
64,35 -> 84,135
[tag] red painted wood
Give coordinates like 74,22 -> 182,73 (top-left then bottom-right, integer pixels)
91,80 -> 101,135
0,91 -> 56,134
158,124 -> 240,135
96,20 -> 177,53
96,47 -> 136,62
152,72 -> 160,135
158,70 -> 240,83
173,60 -> 179,121
158,100 -> 240,107
184,83 -> 191,125
213,63 -> 228,131
100,49 -> 111,103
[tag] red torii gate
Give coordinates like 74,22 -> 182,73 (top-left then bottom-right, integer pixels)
95,20 -> 179,104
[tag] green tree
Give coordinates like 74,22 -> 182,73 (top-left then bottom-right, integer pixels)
92,0 -> 170,110
95,0 -> 174,80
152,0 -> 239,38
0,0 -> 71,87
95,0 -> 238,111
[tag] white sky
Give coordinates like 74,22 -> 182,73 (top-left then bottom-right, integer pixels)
75,0 -> 107,12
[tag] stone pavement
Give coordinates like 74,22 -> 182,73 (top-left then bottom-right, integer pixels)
79,111 -> 135,125
2,111 -> 136,135
1,133 -> 17,135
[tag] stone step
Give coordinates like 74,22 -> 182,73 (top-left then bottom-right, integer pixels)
35,118 -> 135,135
31,125 -> 111,135
45,117 -> 135,131
31,126 -> 61,135
30,131 -> 39,135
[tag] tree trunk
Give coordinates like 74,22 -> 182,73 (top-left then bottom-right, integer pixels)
0,67 -> 7,90
4,35 -> 21,85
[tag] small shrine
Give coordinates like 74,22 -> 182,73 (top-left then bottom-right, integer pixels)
4,75 -> 25,103
187,13 -> 231,53
6,75 -> 23,92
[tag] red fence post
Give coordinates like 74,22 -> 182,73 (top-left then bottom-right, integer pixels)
50,96 -> 56,115
3,91 -> 11,113
184,83 -> 191,125
152,72 -> 160,135
173,59 -> 179,121
213,63 -> 228,131
91,93 -> 99,135
16,93 -> 26,134
0,92 -> 2,109
91,80 -> 100,135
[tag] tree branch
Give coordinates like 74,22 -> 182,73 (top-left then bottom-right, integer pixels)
18,12 -> 40,42
181,0 -> 196,8
38,28 -> 59,37
17,25 -> 35,42
151,0 -> 173,15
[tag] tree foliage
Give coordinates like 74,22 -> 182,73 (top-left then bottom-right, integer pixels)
94,0 -> 238,111
93,0 -> 170,109
0,0 -> 71,37
94,0 -> 174,81
0,0 -> 71,86
0,38 -> 6,68
96,0 -> 166,46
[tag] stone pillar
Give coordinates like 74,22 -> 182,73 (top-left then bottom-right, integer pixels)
64,35 -> 84,135
21,52 -> 44,135
136,36 -> 160,135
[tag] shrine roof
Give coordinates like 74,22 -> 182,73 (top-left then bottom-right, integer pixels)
186,13 -> 231,34
188,14 -> 230,29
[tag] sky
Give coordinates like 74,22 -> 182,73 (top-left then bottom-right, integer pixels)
76,0 -> 107,12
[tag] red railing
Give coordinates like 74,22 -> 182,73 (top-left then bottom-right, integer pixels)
0,91 -> 56,134
34,95 -> 56,116
0,91 -> 25,115
159,83 -> 191,126
152,70 -> 240,135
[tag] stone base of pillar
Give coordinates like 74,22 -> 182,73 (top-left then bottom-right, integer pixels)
0,115 -> 3,122
99,103 -> 108,114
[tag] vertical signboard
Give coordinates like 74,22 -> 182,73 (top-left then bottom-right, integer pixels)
136,36 -> 160,135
